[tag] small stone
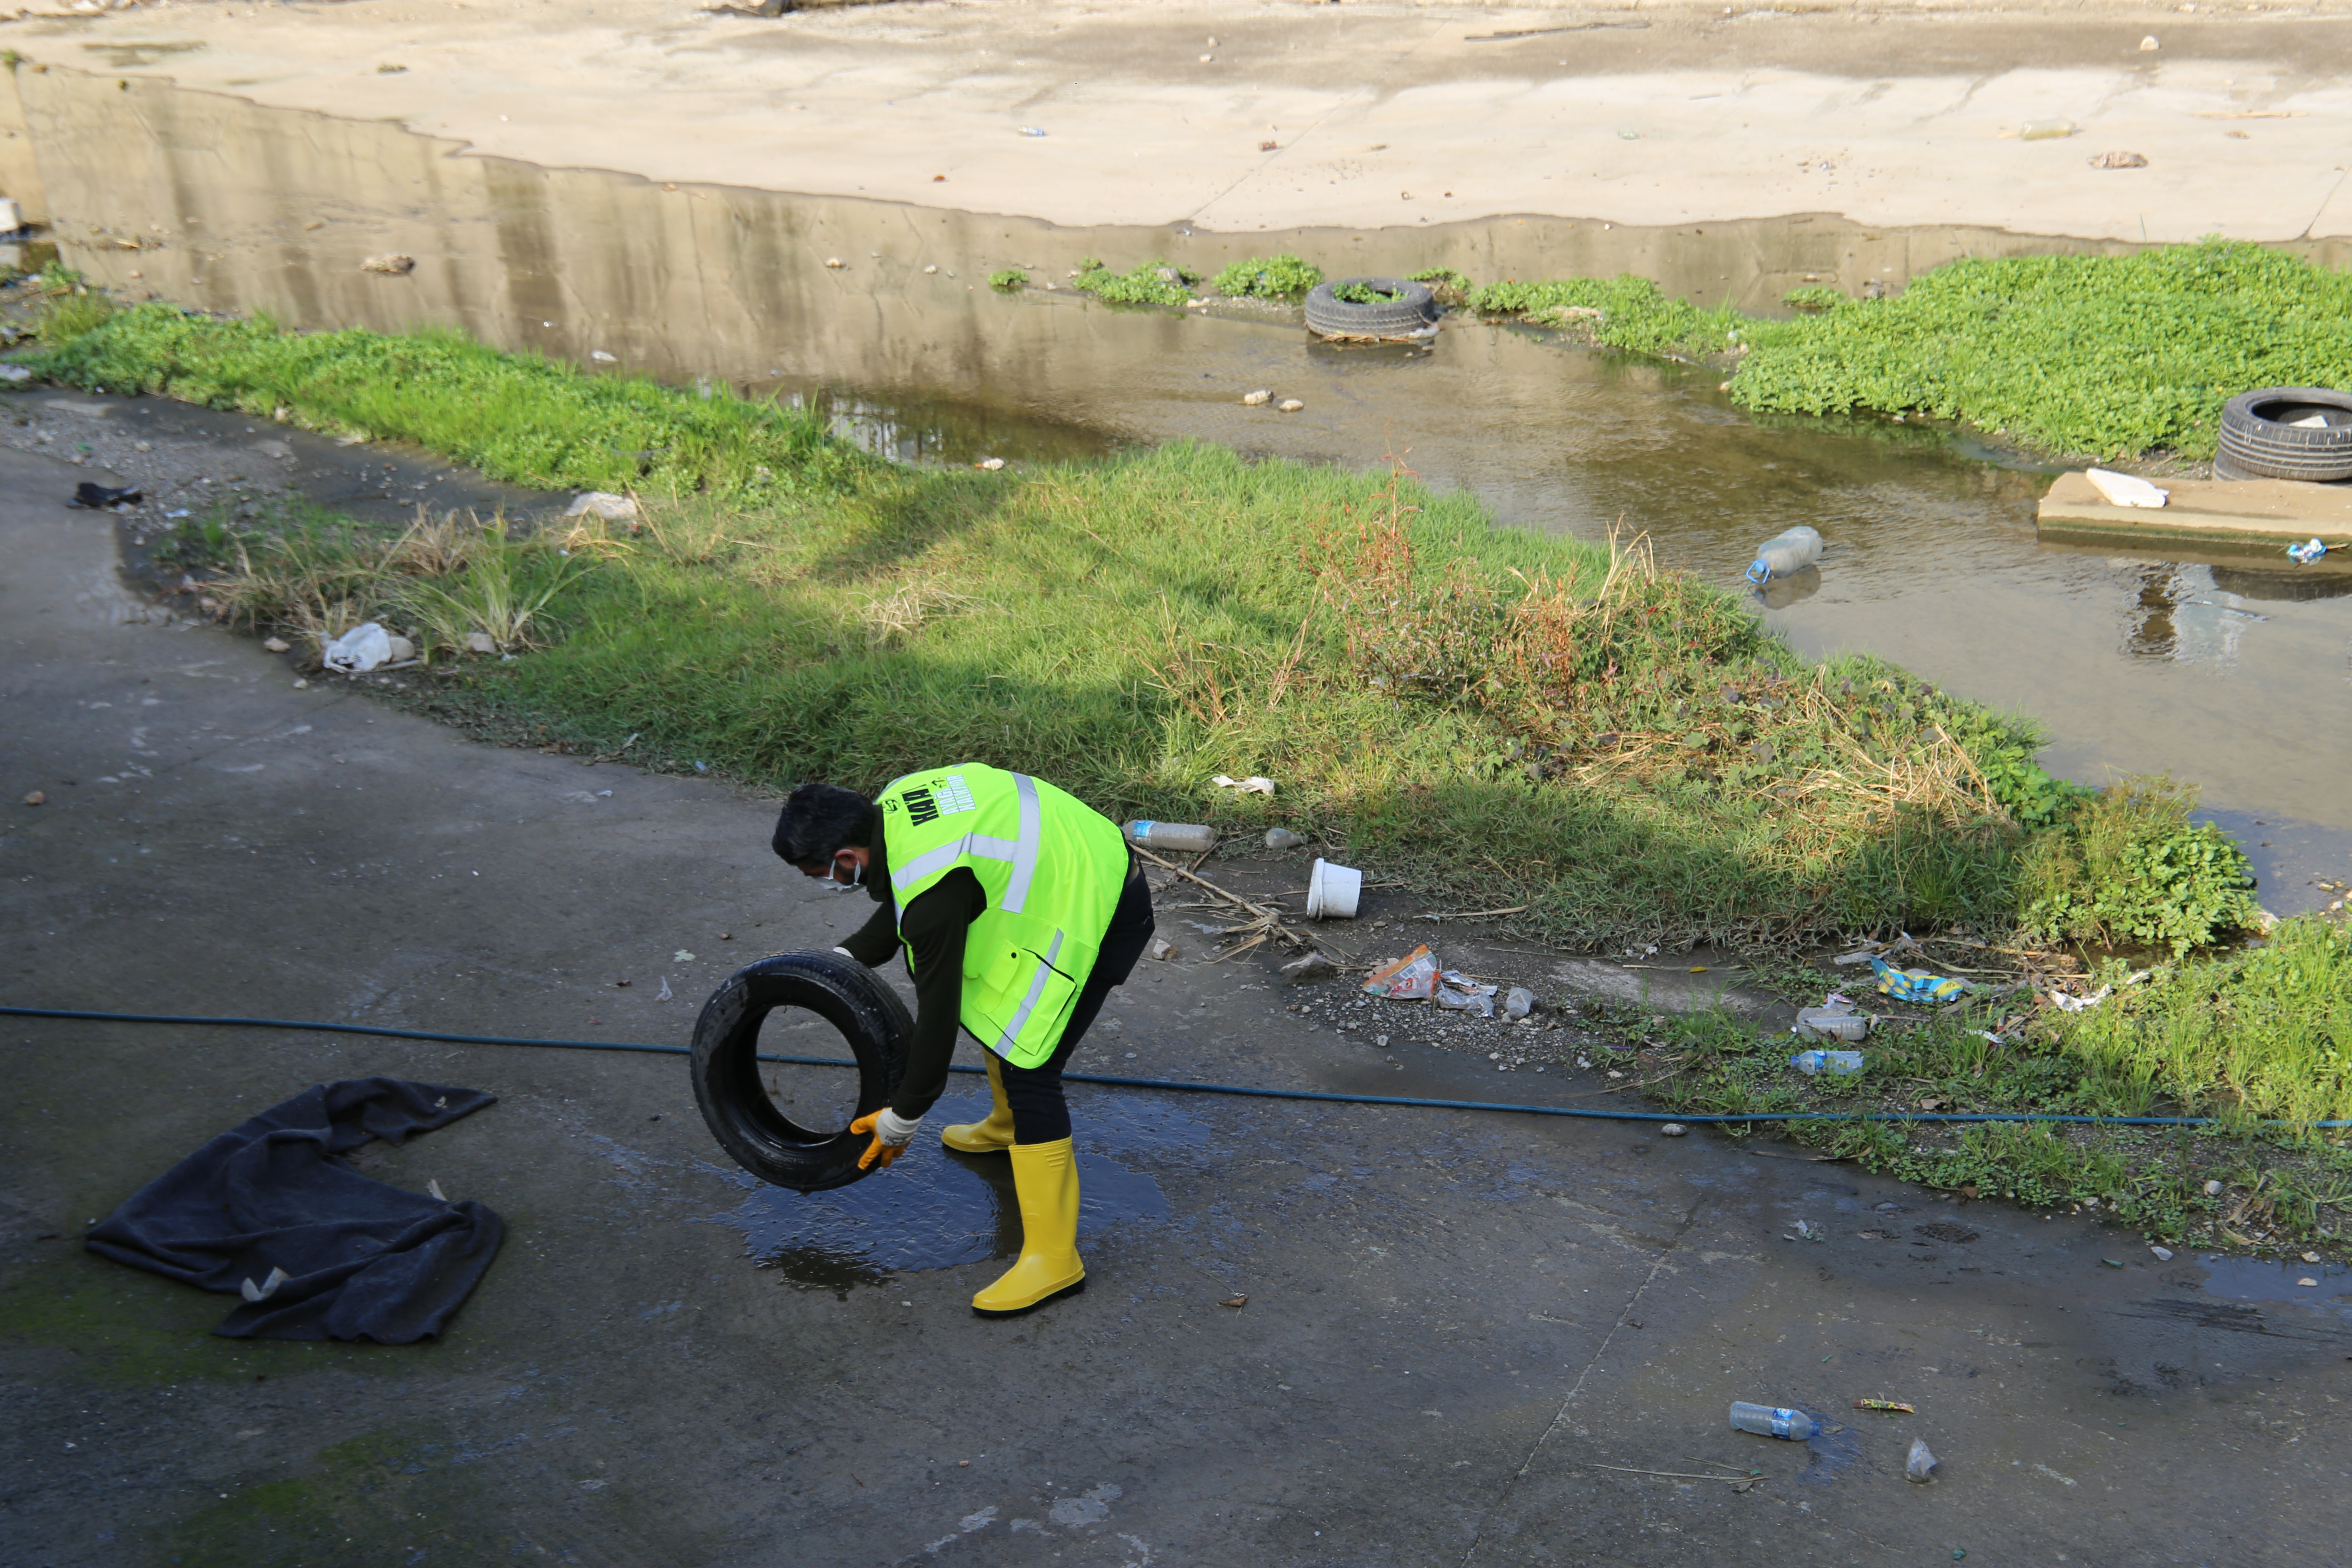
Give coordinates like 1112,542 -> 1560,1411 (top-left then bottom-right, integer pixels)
1220,1294 -> 1247,1308
1281,951 -> 1336,984
263,637 -> 291,653
2140,34 -> 2160,49
2304,1251 -> 2323,1264
1241,389 -> 1272,406
2204,1179 -> 2225,1196
1149,937 -> 1180,963
924,264 -> 938,273
21,790 -> 44,806
2089,150 -> 2149,168
464,631 -> 498,654
291,678 -> 308,689
824,257 -> 845,268
1277,399 -> 1305,413
386,635 -> 416,662
2150,1245 -> 2174,1261
615,978 -> 633,988
359,252 -> 415,275
1660,1122 -> 1687,1137
2298,1277 -> 2320,1287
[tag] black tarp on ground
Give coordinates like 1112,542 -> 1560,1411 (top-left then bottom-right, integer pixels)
85,1077 -> 504,1342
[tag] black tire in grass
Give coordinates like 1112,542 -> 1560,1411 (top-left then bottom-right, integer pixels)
2216,387 -> 2352,482
1304,276 -> 1440,340
689,951 -> 911,1193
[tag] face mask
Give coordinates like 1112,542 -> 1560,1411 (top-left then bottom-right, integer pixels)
830,852 -> 864,890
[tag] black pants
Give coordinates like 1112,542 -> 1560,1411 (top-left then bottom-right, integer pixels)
997,859 -> 1155,1145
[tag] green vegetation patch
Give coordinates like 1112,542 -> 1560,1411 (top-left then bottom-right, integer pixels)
1211,253 -> 1323,300
2018,776 -> 2257,953
1475,240 -> 2352,461
987,266 -> 1028,293
88,306 -> 2251,954
26,303 -> 870,496
2055,917 -> 2352,1129
1646,931 -> 2352,1249
1070,255 -> 1196,307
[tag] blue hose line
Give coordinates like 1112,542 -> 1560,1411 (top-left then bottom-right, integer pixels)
6,1004 -> 2347,1130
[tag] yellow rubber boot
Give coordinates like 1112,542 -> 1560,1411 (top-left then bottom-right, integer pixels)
940,1053 -> 1016,1154
972,1136 -> 1085,1315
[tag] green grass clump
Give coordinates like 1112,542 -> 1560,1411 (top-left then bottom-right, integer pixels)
26,303 -> 870,497
31,282 -> 116,344
1649,990 -> 2352,1245
2054,917 -> 2352,1127
1071,256 -> 1195,307
429,444 -> 2086,950
73,308 -> 2235,954
1780,284 -> 1847,312
987,267 -> 1028,293
1211,254 -> 1323,300
1408,267 -> 1475,305
1469,273 -> 1743,361
2018,776 -> 2257,953
1477,240 -> 2352,460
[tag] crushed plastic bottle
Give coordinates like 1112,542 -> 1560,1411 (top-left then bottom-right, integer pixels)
1730,1402 -> 1817,1441
1125,820 -> 1217,853
2020,118 -> 2080,140
1789,1049 -> 1865,1076
1745,526 -> 1823,585
1906,1436 -> 1939,1482
2288,537 -> 2328,566
1795,1006 -> 1868,1042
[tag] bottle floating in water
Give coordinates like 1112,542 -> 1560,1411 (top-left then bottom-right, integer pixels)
1730,1402 -> 1817,1441
1789,1048 -> 1866,1076
1746,526 -> 1823,585
1125,820 -> 1217,854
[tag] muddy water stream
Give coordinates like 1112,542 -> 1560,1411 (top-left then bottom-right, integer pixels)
15,70 -> 2351,909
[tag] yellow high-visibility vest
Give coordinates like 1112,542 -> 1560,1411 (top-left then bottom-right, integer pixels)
876,763 -> 1128,1066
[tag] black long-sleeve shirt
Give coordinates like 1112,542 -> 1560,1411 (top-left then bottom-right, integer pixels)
837,835 -> 983,1121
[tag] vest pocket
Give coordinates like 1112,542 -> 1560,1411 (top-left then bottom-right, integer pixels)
968,940 -> 1078,1060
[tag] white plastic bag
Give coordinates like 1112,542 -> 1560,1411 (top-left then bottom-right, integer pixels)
321,621 -> 395,674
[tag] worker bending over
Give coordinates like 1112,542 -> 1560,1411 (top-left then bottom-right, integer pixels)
772,764 -> 1154,1315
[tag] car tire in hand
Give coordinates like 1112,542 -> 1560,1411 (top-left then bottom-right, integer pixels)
689,950 -> 911,1193
2215,387 -> 2352,482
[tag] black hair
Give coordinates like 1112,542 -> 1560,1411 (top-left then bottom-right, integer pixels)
772,783 -> 879,867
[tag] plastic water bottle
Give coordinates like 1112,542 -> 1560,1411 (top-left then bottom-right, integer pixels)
1789,1049 -> 1865,1076
1125,820 -> 1216,854
1746,526 -> 1823,585
1730,1402 -> 1817,1441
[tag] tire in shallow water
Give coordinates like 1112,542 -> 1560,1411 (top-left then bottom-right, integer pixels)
689,951 -> 912,1193
2215,386 -> 2352,482
1303,276 -> 1439,340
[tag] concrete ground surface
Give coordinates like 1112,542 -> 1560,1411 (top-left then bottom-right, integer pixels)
5,0 -> 2352,245
7,432 -> 2352,1566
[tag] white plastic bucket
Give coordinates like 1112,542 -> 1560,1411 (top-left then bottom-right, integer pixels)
1304,858 -> 1362,920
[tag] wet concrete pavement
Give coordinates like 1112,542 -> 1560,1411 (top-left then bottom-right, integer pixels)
6,436 -> 2352,1565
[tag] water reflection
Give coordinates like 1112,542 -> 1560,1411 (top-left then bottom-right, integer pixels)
712,1092 -> 1172,1293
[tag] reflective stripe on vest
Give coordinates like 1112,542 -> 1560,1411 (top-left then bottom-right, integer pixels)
874,764 -> 1127,1067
